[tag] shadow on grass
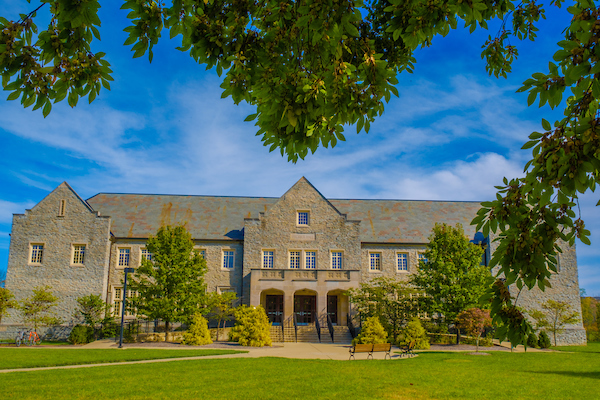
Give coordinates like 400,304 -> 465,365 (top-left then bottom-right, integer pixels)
528,371 -> 600,380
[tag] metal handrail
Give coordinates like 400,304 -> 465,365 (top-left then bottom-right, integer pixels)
314,312 -> 321,343
293,313 -> 298,343
347,313 -> 356,339
326,314 -> 335,343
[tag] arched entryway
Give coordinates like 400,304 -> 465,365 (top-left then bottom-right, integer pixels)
261,289 -> 284,325
294,289 -> 317,325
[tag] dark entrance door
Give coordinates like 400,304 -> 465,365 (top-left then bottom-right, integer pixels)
294,295 -> 316,324
327,295 -> 338,325
265,295 -> 283,325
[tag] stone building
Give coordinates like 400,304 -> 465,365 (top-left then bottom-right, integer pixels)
1,178 -> 587,344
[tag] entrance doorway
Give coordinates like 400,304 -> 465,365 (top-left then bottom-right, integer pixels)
327,295 -> 338,325
294,295 -> 316,324
265,295 -> 283,325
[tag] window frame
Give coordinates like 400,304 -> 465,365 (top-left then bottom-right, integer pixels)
262,249 -> 275,269
396,252 -> 408,273
140,248 -> 152,264
330,251 -> 343,270
117,247 -> 131,269
289,250 -> 301,269
296,210 -> 310,227
305,250 -> 317,269
29,243 -> 44,265
71,244 -> 86,266
222,249 -> 235,270
369,252 -> 382,272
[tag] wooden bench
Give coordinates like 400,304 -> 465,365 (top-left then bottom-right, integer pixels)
399,340 -> 416,357
349,343 -> 392,360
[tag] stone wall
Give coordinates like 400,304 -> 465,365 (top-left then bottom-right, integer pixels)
359,244 -> 426,284
3,183 -> 111,331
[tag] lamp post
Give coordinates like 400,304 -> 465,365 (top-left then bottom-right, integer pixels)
118,267 -> 135,349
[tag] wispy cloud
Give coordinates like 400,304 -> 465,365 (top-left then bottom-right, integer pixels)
0,200 -> 35,223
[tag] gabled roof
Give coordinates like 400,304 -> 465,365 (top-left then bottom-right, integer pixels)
86,191 -> 482,243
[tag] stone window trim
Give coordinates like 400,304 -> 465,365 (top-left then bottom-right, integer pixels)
71,243 -> 87,266
140,248 -> 153,264
222,249 -> 235,270
117,247 -> 131,269
330,250 -> 343,270
262,249 -> 275,269
296,210 -> 310,227
58,199 -> 66,217
396,252 -> 409,273
369,252 -> 382,272
29,243 -> 45,265
289,250 -> 301,269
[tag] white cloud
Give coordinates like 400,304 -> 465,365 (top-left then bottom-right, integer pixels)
0,200 -> 35,223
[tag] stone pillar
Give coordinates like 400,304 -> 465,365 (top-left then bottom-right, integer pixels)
317,291 -> 328,317
284,290 -> 295,323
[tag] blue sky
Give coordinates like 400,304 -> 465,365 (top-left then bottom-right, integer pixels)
1,1 -> 598,296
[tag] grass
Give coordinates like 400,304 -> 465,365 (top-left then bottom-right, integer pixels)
0,350 -> 598,399
552,342 -> 600,353
0,348 -> 244,369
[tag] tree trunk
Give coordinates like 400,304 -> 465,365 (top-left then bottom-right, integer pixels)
165,320 -> 170,342
456,327 -> 460,345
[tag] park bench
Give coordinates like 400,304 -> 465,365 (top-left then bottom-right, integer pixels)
349,343 -> 392,360
399,340 -> 416,357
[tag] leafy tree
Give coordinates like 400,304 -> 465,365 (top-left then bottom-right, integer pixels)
0,287 -> 17,324
73,294 -> 106,339
456,308 -> 492,351
538,330 -> 552,348
527,332 -> 539,349
208,291 -> 237,342
348,276 -> 421,342
399,317 -> 430,350
3,0 -> 599,343
129,225 -> 208,341
20,285 -> 62,332
353,316 -> 388,345
229,305 -> 272,347
411,223 -> 491,343
580,296 -> 599,341
182,313 -> 213,346
529,299 -> 580,346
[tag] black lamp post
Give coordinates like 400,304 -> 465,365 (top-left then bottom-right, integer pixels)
118,267 -> 135,349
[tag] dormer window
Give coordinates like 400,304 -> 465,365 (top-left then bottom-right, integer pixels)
297,211 -> 309,226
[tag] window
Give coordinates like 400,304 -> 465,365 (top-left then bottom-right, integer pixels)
262,250 -> 274,269
223,250 -> 235,269
418,253 -> 427,265
118,248 -> 130,267
141,248 -> 152,262
297,211 -> 309,226
289,251 -> 301,269
369,252 -> 381,271
305,251 -> 316,269
30,244 -> 44,264
397,253 -> 408,272
199,249 -> 206,259
58,199 -> 66,217
72,245 -> 86,265
331,251 -> 343,270
113,288 -> 123,317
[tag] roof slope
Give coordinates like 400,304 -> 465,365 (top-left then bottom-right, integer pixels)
87,193 -> 482,243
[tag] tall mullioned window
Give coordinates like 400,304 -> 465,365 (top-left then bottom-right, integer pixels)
397,253 -> 408,272
223,250 -> 234,269
118,248 -> 130,267
114,288 -> 122,317
263,250 -> 274,268
73,245 -> 86,264
418,253 -> 427,266
30,244 -> 44,264
369,253 -> 381,271
305,251 -> 316,269
331,252 -> 343,269
141,248 -> 152,262
289,251 -> 300,269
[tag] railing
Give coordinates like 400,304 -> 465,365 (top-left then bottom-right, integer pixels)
293,313 -> 298,343
326,314 -> 335,343
347,313 -> 356,339
314,312 -> 321,343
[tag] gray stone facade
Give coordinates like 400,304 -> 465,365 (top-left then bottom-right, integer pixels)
1,178 -> 587,345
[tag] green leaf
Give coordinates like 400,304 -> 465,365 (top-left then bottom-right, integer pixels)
42,100 -> 52,118
541,119 -> 551,131
6,91 -> 20,101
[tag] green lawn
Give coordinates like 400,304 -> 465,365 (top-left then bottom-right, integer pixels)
552,342 -> 600,353
0,351 -> 598,399
0,348 -> 244,369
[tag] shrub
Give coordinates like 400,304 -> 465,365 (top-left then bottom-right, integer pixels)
399,318 -> 430,349
99,319 -> 119,339
538,330 -> 551,348
527,332 -> 539,348
353,316 -> 388,345
182,314 -> 213,346
68,324 -> 94,345
229,305 -> 272,347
